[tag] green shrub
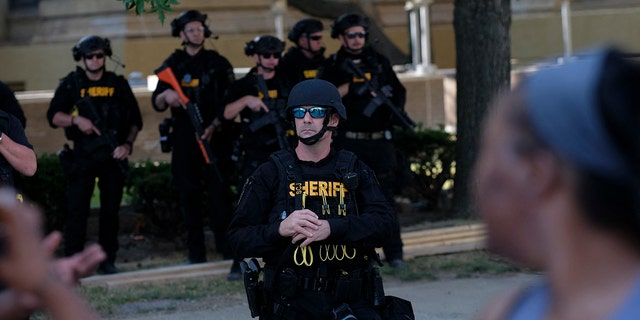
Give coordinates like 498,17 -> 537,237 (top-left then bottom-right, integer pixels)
393,126 -> 456,213
17,130 -> 456,237
125,160 -> 182,238
15,153 -> 67,233
15,155 -> 182,237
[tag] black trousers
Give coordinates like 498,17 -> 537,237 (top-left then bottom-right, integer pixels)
172,135 -> 233,262
64,156 -> 124,264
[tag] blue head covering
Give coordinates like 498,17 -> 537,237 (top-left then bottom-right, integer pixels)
524,47 -> 628,180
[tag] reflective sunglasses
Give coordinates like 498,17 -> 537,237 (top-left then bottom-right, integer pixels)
309,35 -> 322,41
344,31 -> 366,39
184,26 -> 205,34
84,53 -> 105,59
292,107 -> 328,119
260,52 -> 282,59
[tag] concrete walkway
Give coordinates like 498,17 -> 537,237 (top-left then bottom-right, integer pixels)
116,273 -> 540,320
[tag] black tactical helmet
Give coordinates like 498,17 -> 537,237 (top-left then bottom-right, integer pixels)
72,35 -> 112,61
287,18 -> 324,43
330,13 -> 369,39
170,10 -> 212,38
244,35 -> 285,56
286,79 -> 347,120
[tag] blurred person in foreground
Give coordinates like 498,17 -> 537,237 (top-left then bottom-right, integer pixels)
475,46 -> 640,320
0,188 -> 104,319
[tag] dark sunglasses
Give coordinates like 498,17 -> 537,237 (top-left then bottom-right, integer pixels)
344,32 -> 366,39
309,35 -> 322,41
84,53 -> 105,59
260,52 -> 282,59
292,107 -> 328,119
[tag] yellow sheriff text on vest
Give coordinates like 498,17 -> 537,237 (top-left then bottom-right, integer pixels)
303,69 -> 317,79
81,86 -> 115,98
257,89 -> 278,100
288,181 -> 347,197
181,79 -> 200,87
352,72 -> 372,83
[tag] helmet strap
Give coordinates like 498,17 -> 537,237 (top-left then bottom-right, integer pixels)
83,61 -> 105,74
300,35 -> 326,56
257,57 -> 276,73
182,32 -> 205,48
298,116 -> 335,145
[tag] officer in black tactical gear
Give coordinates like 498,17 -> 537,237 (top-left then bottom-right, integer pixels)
223,35 -> 293,184
228,79 -> 397,319
0,110 -> 36,187
47,35 -> 143,275
279,18 -> 326,85
0,81 -> 27,128
317,13 -> 408,269
152,10 -> 239,279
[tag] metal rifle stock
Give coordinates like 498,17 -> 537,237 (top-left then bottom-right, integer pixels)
154,66 -> 222,181
75,97 -> 129,176
342,58 -> 416,130
248,75 -> 291,151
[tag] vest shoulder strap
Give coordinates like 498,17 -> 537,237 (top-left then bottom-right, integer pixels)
334,149 -> 357,181
270,150 -> 303,211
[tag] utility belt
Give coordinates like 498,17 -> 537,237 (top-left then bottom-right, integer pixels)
242,259 -> 413,319
343,130 -> 392,141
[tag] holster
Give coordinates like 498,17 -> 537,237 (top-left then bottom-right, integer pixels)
278,268 -> 298,298
334,269 -> 363,302
370,266 -> 385,308
58,144 -> 79,180
241,259 -> 264,318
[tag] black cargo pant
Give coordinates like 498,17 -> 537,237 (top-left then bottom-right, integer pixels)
172,135 -> 233,263
63,153 -> 125,264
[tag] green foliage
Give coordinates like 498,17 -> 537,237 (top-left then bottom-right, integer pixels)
119,0 -> 181,24
15,153 -> 67,233
393,125 -> 456,212
14,155 -> 181,237
125,160 -> 182,237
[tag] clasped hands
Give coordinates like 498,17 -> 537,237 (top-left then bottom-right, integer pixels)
278,209 -> 330,248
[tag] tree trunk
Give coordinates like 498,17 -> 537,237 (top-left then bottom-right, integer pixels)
452,0 -> 511,217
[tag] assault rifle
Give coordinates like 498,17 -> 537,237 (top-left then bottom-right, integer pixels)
248,75 -> 291,151
341,58 -> 416,130
155,66 -> 222,181
75,97 -> 129,176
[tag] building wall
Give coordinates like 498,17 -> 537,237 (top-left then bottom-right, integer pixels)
3,1 -> 640,91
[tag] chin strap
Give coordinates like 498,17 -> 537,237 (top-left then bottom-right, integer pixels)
182,33 -> 205,47
86,65 -> 105,74
301,45 -> 325,57
298,116 -> 336,145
